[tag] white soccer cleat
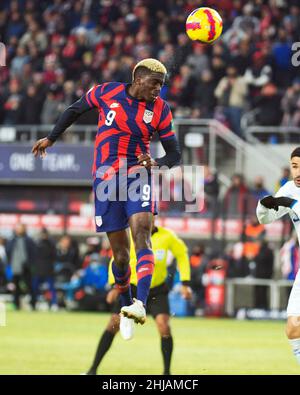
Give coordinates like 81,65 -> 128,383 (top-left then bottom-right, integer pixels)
120,298 -> 146,325
119,315 -> 135,340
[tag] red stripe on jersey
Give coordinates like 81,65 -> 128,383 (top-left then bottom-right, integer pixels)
151,98 -> 164,128
90,86 -> 100,108
135,102 -> 149,141
160,131 -> 175,139
117,134 -> 130,158
100,141 -> 110,163
114,105 -> 132,134
101,84 -> 124,101
94,128 -> 121,149
159,110 -> 172,130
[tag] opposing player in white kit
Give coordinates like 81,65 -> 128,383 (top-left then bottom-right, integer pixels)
256,147 -> 300,366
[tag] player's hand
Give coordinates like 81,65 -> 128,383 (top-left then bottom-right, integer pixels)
106,288 -> 120,304
180,285 -> 192,300
137,153 -> 158,170
260,195 -> 296,211
31,137 -> 54,158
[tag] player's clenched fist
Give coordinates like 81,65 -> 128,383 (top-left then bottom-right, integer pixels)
32,137 -> 54,158
137,153 -> 158,170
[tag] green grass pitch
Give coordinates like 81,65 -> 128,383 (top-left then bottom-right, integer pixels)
0,311 -> 299,375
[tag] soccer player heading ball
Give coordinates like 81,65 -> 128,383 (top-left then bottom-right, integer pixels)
32,59 -> 181,336
257,147 -> 300,366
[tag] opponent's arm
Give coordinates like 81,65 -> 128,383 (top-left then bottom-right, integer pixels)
256,194 -> 295,224
169,231 -> 192,299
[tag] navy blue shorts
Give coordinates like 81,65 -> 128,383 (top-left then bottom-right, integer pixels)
93,169 -> 157,233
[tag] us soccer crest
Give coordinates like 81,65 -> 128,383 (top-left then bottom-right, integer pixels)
143,109 -> 153,124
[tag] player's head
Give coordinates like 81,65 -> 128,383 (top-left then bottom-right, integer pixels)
290,147 -> 300,187
132,58 -> 167,102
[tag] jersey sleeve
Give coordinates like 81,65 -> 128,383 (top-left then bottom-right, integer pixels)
84,84 -> 103,109
46,85 -> 103,142
157,102 -> 176,142
256,185 -> 290,224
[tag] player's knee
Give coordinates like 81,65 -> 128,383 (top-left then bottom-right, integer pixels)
134,229 -> 151,250
286,317 -> 300,339
113,250 -> 130,269
106,314 -> 120,334
159,324 -> 171,337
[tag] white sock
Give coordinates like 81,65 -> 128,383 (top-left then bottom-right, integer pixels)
289,338 -> 300,365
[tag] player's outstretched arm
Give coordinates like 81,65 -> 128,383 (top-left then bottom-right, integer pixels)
32,90 -> 98,157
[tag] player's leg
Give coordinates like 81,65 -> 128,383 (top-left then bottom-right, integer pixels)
155,314 -> 173,375
86,314 -> 120,375
107,229 -> 132,308
130,212 -> 154,306
149,285 -> 173,375
285,271 -> 300,365
120,212 -> 153,323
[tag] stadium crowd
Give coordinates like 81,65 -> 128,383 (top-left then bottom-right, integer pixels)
0,0 -> 300,137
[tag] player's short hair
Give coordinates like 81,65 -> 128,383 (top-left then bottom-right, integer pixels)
291,147 -> 300,159
132,58 -> 167,80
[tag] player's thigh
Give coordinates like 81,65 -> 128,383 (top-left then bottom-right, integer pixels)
148,286 -> 170,322
93,177 -> 128,233
286,270 -> 300,338
287,270 -> 300,316
126,171 -> 157,238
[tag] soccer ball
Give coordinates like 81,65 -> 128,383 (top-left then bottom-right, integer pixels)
185,7 -> 223,44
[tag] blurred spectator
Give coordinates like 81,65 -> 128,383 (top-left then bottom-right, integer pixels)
202,165 -> 219,217
281,78 -> 300,127
215,65 -> 248,136
243,216 -> 266,264
6,224 -> 36,309
19,84 -> 42,124
244,51 -> 272,102
41,84 -> 63,124
190,244 -> 209,312
224,174 -> 249,218
253,83 -> 283,126
250,176 -> 270,201
276,167 -> 290,190
253,241 -> 274,309
31,228 -> 57,311
248,176 -> 270,214
3,78 -> 23,125
193,70 -> 217,118
55,235 -> 80,283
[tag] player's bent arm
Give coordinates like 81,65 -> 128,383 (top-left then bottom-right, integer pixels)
155,138 -> 181,168
47,96 -> 94,142
256,201 -> 289,224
